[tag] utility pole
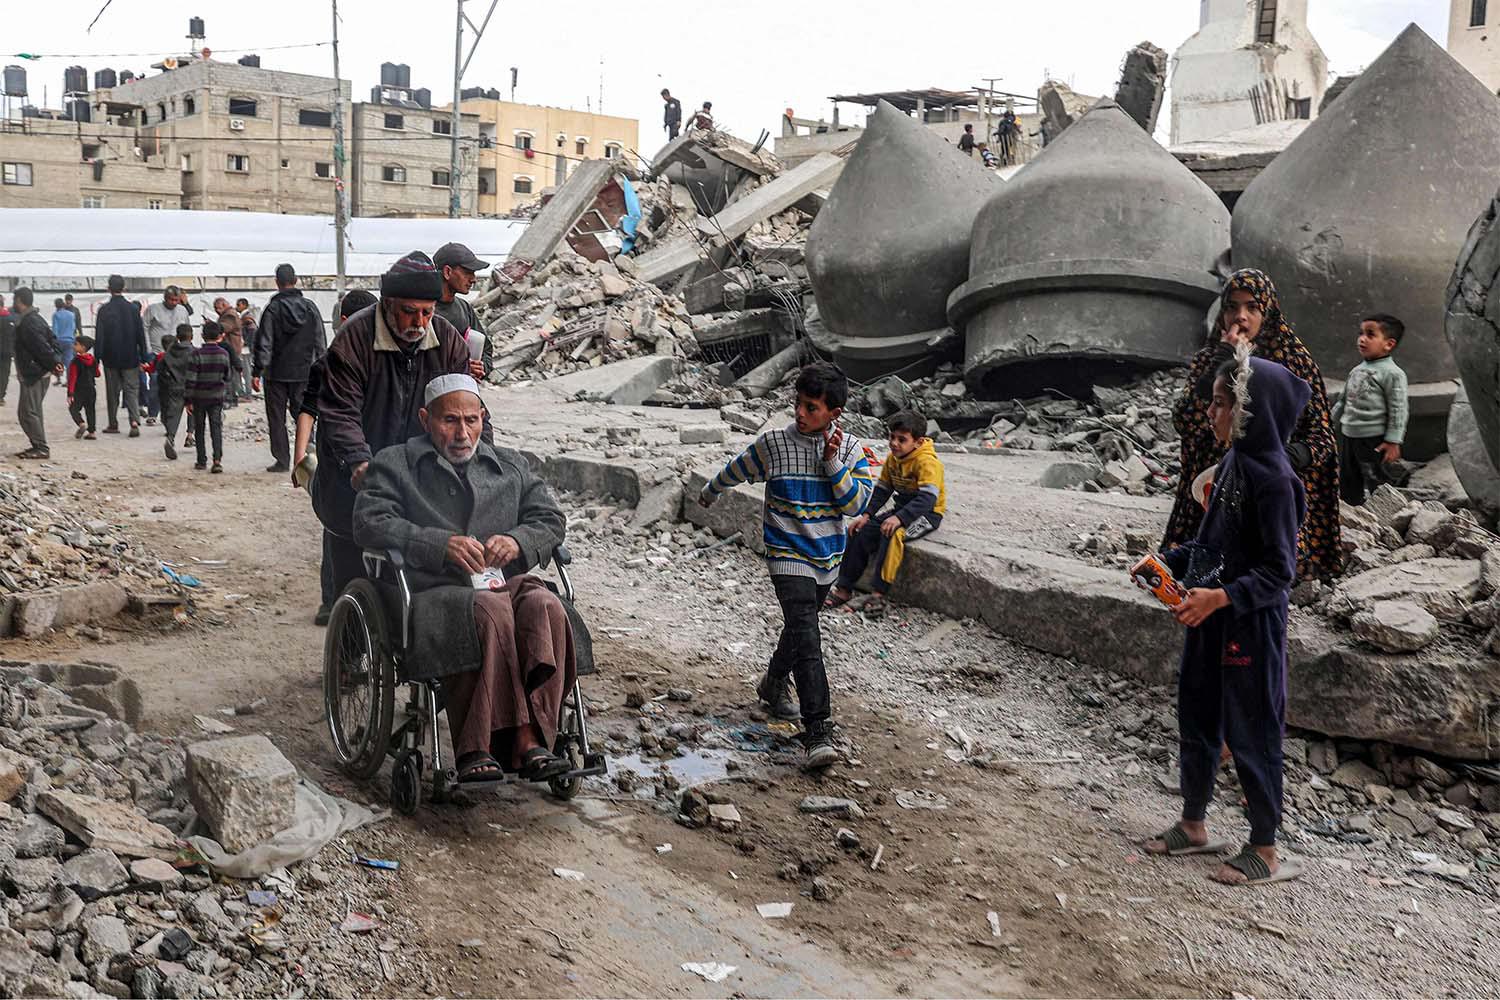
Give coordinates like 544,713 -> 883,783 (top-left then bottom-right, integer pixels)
449,0 -> 499,219
981,76 -> 1002,145
331,0 -> 348,299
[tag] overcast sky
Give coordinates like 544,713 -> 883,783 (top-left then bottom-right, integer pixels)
7,0 -> 1448,155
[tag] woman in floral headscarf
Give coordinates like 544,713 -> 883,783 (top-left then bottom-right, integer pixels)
1163,268 -> 1343,582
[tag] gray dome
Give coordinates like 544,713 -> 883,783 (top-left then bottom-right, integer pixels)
1235,24 -> 1500,386
1446,190 -> 1500,473
950,100 -> 1229,396
806,100 -> 998,378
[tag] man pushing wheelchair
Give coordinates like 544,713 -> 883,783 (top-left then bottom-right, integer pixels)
352,373 -> 575,784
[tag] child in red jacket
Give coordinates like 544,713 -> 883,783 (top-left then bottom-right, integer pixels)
67,335 -> 101,439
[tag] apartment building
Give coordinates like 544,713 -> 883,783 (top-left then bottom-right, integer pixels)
459,95 -> 639,215
91,59 -> 349,214
0,115 -> 183,210
349,70 -> 480,218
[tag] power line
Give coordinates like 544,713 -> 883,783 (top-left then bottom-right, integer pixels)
11,41 -> 330,59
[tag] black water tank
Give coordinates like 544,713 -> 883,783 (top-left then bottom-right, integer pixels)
237,54 -> 260,68
94,68 -> 117,89
414,88 -> 430,109
380,62 -> 399,87
369,85 -> 383,104
461,86 -> 484,100
119,69 -> 136,83
2,65 -> 26,97
68,100 -> 91,123
188,16 -> 205,38
20,104 -> 40,117
64,65 -> 87,95
395,63 -> 411,88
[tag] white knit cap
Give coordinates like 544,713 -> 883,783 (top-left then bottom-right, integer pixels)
423,372 -> 482,406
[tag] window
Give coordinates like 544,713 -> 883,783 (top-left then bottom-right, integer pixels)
433,118 -> 452,135
432,169 -> 451,186
575,138 -> 587,155
280,158 -> 290,169
182,95 -> 196,115
514,132 -> 533,150
147,199 -> 163,210
298,108 -> 332,127
1474,0 -> 1489,26
226,153 -> 250,173
315,161 -> 333,178
82,144 -> 101,161
228,97 -> 258,117
181,153 -> 194,173
2,162 -> 33,186
384,112 -> 404,130
1254,0 -> 1277,43
382,164 -> 406,183
157,103 -> 167,122
603,142 -> 621,160
82,195 -> 105,208
513,175 -> 533,194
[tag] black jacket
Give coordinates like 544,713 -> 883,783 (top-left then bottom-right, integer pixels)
14,311 -> 62,381
0,310 -> 15,359
95,295 -> 148,370
664,97 -> 682,128
253,288 -> 326,382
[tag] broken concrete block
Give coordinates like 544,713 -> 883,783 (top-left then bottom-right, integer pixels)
707,803 -> 741,831
1335,557 -> 1482,622
63,848 -> 128,894
1329,759 -> 1384,791
1351,600 -> 1440,653
1097,455 -> 1150,489
37,790 -> 177,860
719,406 -> 764,435
1114,41 -> 1168,133
1405,508 -> 1460,550
680,426 -> 727,445
630,481 -> 684,533
187,736 -> 296,854
1364,484 -> 1411,525
503,160 -> 617,276
544,355 -> 679,406
0,760 -> 22,804
80,914 -> 131,965
14,814 -> 65,858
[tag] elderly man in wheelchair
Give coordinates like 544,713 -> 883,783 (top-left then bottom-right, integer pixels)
323,372 -> 603,813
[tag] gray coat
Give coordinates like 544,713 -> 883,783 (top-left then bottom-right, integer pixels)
352,434 -> 566,678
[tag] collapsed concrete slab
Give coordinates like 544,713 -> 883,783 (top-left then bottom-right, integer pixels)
950,100 -> 1229,397
805,101 -> 996,380
1114,42 -> 1168,133
1445,188 -> 1500,473
186,736 -> 297,854
1449,383 -> 1500,517
1234,25 -> 1500,418
541,355 -> 679,406
501,160 -> 617,281
651,132 -> 764,215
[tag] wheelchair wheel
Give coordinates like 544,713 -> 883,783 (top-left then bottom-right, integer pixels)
323,580 -> 396,781
391,749 -> 421,816
548,726 -> 584,801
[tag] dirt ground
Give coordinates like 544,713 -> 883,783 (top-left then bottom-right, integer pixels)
3,391 -> 1497,999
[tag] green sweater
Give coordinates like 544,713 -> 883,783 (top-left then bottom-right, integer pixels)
1332,355 -> 1408,443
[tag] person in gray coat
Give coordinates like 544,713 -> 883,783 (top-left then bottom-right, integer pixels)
352,374 -> 573,784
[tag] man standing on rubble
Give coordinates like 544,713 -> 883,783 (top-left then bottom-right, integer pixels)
432,243 -> 494,382
253,264 -> 327,474
315,251 -> 485,600
662,89 -> 682,140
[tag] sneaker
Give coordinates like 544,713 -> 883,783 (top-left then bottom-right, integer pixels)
314,604 -> 331,627
164,440 -> 177,461
74,425 -> 85,439
211,461 -> 223,474
266,462 -> 289,474
756,671 -> 801,721
146,417 -> 156,426
803,720 -> 840,771
128,425 -> 140,438
194,462 -> 207,471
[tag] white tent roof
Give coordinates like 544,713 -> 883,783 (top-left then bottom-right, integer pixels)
0,209 -> 528,279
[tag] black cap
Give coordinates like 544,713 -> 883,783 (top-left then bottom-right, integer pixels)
433,242 -> 490,272
274,263 -> 296,285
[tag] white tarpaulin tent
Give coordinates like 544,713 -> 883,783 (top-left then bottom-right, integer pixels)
0,208 -> 528,279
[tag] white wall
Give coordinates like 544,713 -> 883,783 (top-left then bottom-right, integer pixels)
1448,0 -> 1500,93
1171,0 -> 1329,145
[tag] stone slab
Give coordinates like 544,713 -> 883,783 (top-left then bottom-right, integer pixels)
11,582 -> 128,638
186,736 -> 297,854
36,790 -> 177,861
541,356 -> 680,406
504,160 -> 616,268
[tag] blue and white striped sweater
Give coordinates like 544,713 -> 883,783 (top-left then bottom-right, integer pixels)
701,423 -> 874,582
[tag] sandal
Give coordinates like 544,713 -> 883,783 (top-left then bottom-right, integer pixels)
456,752 -> 503,784
519,747 -> 569,782
16,448 -> 49,460
823,588 -> 853,610
1213,844 -> 1304,886
1144,824 -> 1231,857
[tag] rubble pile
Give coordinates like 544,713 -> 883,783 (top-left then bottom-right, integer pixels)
0,666 -> 397,998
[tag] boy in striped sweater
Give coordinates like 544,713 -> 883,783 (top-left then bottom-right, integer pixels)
698,362 -> 874,769
186,320 -> 233,473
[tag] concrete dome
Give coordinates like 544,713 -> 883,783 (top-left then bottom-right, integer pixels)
1449,383 -> 1500,516
1446,191 -> 1500,473
949,100 -> 1229,396
1234,24 -> 1500,388
806,100 -> 998,379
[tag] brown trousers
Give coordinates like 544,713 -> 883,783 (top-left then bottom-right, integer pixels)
444,576 -> 576,766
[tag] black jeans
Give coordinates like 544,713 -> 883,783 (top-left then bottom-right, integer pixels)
1338,433 -> 1391,506
264,379 -> 306,469
192,403 -> 224,463
0,353 -> 10,400
327,530 -> 368,601
68,390 -> 96,433
767,575 -> 832,725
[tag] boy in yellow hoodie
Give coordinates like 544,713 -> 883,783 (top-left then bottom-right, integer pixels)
826,409 -> 946,610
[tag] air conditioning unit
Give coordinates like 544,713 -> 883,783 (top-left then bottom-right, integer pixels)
228,118 -> 245,131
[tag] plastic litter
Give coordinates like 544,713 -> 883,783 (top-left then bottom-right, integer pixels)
188,777 -> 384,879
756,902 -> 793,918
160,565 -> 201,587
681,962 -> 737,983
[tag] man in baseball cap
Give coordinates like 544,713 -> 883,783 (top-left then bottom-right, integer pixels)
433,242 -> 492,381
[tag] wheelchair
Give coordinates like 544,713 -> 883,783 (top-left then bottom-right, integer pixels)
321,544 -> 607,815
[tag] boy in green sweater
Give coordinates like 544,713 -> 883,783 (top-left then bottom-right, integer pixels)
1331,313 -> 1408,506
